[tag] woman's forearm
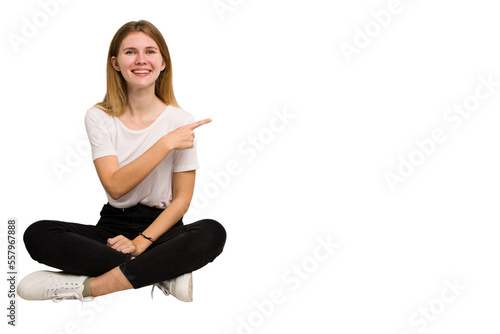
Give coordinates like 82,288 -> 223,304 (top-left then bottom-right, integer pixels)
132,198 -> 189,253
101,136 -> 173,200
97,119 -> 206,200
132,170 -> 195,254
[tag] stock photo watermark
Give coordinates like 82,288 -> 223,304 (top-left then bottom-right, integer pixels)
221,235 -> 339,334
7,0 -> 72,54
43,295 -> 114,334
51,129 -> 91,183
212,0 -> 245,21
6,218 -> 18,327
186,105 -> 296,219
396,277 -> 466,334
339,0 -> 417,64
384,73 -> 499,191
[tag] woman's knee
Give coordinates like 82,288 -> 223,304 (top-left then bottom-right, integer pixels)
198,219 -> 227,255
23,220 -> 56,254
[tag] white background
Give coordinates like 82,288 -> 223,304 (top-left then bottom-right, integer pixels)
1,0 -> 500,333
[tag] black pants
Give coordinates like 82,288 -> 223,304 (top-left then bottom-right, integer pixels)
23,203 -> 227,289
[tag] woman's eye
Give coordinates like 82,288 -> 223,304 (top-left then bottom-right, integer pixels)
123,50 -> 156,55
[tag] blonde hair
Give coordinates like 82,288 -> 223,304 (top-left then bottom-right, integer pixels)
96,20 -> 180,117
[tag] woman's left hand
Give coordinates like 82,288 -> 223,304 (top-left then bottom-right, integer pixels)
107,235 -> 142,257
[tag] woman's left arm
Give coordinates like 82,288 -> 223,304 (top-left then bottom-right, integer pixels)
107,170 -> 196,257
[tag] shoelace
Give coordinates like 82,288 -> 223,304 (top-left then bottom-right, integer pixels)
150,281 -> 171,300
48,282 -> 93,303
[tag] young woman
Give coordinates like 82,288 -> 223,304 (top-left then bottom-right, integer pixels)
17,20 -> 227,303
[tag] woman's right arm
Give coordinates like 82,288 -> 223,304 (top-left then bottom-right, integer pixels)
94,118 -> 211,200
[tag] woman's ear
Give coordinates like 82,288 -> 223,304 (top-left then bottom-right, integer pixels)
111,56 -> 121,72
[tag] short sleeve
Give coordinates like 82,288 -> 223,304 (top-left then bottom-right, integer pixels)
172,115 -> 199,172
84,107 -> 117,161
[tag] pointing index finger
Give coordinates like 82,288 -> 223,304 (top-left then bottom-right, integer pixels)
187,118 -> 212,130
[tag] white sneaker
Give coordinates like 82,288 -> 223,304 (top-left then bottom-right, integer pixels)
17,270 -> 93,303
151,272 -> 193,302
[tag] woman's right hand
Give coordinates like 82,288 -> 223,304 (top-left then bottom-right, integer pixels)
163,118 -> 212,150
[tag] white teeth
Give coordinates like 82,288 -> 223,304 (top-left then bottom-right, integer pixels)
133,70 -> 150,74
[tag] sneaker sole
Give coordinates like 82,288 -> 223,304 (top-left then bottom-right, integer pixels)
171,272 -> 193,302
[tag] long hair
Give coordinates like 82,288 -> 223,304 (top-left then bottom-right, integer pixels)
96,20 -> 180,116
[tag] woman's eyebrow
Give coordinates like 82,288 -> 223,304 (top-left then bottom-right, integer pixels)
122,46 -> 159,51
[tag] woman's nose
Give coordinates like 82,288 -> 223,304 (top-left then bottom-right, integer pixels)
135,53 -> 147,64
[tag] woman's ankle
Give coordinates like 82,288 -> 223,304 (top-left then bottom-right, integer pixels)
82,277 -> 94,297
90,267 -> 133,297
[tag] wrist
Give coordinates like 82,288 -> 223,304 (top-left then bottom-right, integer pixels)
139,232 -> 156,244
133,236 -> 152,254
160,135 -> 174,152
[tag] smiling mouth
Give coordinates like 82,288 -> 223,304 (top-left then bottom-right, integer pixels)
132,70 -> 151,74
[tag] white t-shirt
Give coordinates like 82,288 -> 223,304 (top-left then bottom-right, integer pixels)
84,105 -> 199,209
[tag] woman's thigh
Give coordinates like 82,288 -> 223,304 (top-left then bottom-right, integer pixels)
23,219 -> 130,276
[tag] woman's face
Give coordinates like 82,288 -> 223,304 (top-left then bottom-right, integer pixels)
111,32 -> 166,91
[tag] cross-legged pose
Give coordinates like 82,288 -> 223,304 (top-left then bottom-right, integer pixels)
17,20 -> 227,303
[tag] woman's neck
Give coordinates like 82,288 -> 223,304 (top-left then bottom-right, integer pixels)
125,86 -> 163,117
